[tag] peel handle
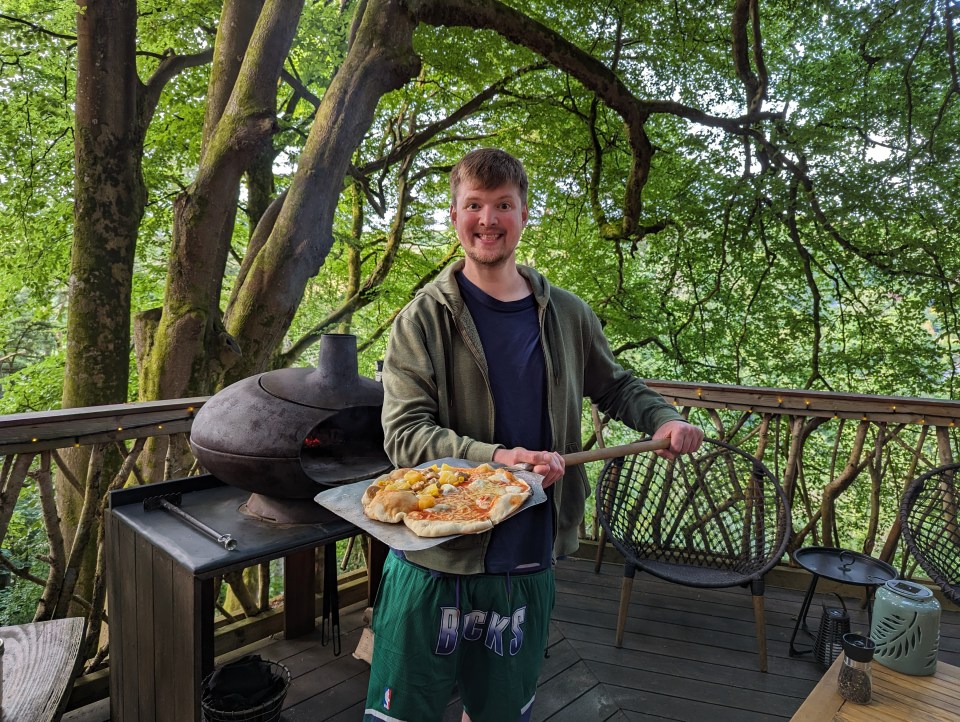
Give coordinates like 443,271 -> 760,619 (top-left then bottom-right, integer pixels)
561,438 -> 670,466
513,438 -> 671,472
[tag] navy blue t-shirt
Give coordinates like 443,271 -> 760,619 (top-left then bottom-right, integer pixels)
456,272 -> 555,573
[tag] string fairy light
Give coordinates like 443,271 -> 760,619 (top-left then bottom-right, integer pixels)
2,411 -> 199,452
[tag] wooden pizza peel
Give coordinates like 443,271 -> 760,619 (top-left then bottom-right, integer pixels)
335,439 -> 670,664
314,440 -> 669,550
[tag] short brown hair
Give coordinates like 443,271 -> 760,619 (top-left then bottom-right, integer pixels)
450,148 -> 528,205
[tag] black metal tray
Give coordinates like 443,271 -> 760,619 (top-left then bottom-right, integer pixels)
793,546 -> 897,586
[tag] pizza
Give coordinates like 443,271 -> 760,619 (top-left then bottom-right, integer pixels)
361,463 -> 532,537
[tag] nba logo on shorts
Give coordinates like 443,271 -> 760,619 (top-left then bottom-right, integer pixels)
382,687 -> 392,710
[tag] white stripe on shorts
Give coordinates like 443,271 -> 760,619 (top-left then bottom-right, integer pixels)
363,708 -> 407,722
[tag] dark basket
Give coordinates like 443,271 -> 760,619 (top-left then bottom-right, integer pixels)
201,660 -> 291,722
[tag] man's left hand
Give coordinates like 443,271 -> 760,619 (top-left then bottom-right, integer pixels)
652,419 -> 704,460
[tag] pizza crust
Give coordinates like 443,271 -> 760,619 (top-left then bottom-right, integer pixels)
485,490 -> 529,525
361,487 -> 419,523
402,516 -> 494,537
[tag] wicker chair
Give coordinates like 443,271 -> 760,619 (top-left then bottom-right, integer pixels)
900,462 -> 960,605
595,437 -> 790,672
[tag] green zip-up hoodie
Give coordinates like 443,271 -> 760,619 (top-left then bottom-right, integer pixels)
381,260 -> 684,574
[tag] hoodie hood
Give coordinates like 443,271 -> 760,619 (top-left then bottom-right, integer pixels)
422,259 -> 552,312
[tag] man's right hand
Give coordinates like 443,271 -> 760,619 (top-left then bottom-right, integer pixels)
652,419 -> 705,460
492,447 -> 565,488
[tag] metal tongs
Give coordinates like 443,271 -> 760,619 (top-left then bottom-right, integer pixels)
144,492 -> 238,551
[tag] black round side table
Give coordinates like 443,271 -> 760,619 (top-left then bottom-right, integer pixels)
788,546 -> 898,657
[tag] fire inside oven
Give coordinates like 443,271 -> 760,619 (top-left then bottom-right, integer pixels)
299,406 -> 387,485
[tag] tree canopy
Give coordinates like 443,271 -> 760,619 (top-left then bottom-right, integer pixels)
0,0 -> 958,415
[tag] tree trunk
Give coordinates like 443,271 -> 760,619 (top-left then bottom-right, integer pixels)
223,0 -> 421,383
59,0 -> 144,611
202,0 -> 266,158
140,0 -> 301,404
66,1 -> 143,412
246,145 -> 276,242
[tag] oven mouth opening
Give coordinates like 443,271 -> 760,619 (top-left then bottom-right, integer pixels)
299,405 -> 389,485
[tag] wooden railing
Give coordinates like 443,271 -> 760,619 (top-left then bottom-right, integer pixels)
2,383 -> 959,676
0,399 -> 210,679
645,381 -> 959,566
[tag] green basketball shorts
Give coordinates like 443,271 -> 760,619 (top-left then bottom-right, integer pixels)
363,553 -> 555,722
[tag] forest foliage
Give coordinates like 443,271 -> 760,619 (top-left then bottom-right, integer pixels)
0,0 -> 956,413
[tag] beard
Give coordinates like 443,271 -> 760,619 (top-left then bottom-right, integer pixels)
463,244 -> 512,267
461,232 -> 517,268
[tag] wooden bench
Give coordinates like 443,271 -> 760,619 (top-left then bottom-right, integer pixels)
1,617 -> 86,722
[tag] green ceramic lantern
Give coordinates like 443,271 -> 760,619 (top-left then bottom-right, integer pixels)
870,579 -> 941,676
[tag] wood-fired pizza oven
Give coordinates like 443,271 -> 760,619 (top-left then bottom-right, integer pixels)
189,334 -> 391,522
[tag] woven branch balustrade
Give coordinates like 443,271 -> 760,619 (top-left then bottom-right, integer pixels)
2,383 -> 959,671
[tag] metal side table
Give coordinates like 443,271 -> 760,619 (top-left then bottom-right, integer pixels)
788,546 -> 898,657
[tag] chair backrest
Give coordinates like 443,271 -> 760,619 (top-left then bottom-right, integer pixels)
595,437 -> 790,587
900,463 -> 960,604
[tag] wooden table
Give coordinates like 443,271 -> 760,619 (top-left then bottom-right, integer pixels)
792,653 -> 960,721
105,475 -> 360,722
0,618 -> 85,722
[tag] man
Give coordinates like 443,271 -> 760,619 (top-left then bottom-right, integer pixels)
364,148 -> 703,722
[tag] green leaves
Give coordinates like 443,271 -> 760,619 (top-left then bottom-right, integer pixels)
0,479 -> 46,625
0,0 -> 958,409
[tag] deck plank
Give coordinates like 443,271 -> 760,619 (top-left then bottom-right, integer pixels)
543,683 -> 621,721
63,555 -> 960,721
531,660 -> 604,721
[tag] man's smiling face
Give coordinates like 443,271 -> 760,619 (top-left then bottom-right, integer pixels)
450,181 -> 528,270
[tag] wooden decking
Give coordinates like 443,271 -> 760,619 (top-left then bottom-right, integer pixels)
65,556 -> 960,721
553,559 -> 837,720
